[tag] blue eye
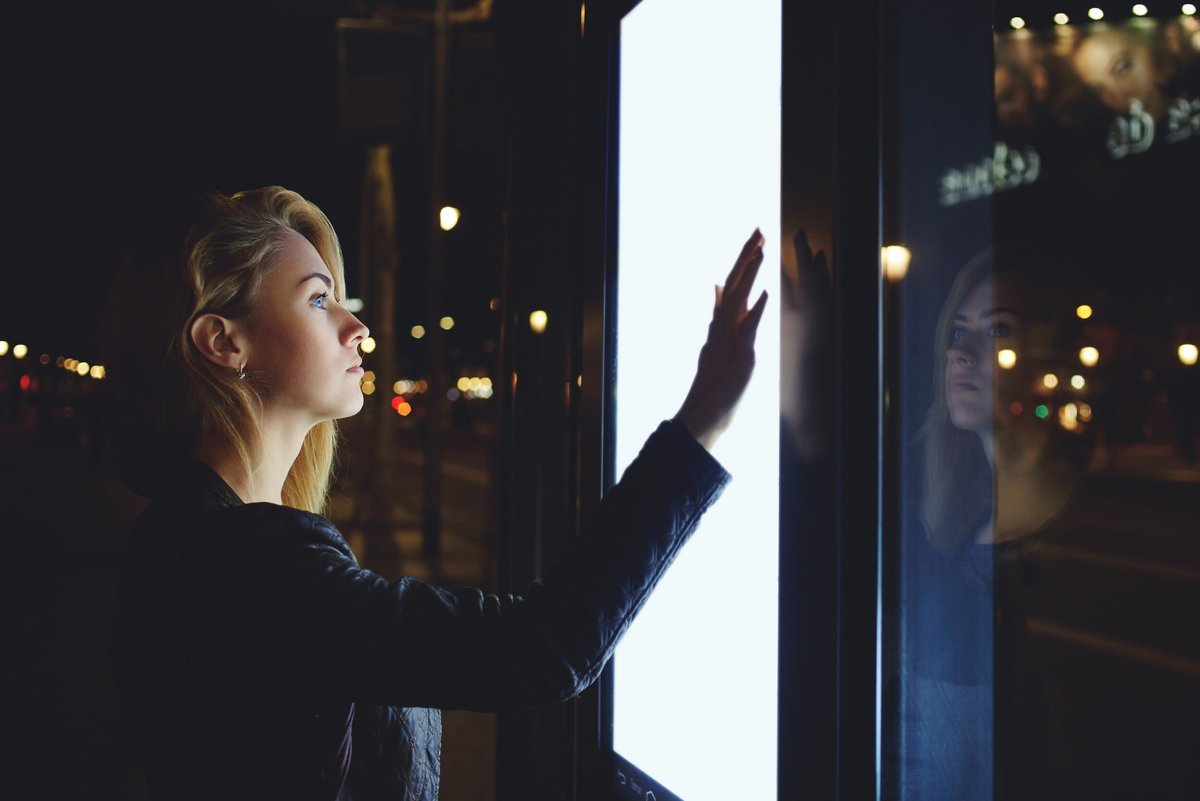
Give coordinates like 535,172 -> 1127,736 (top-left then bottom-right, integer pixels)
950,327 -> 968,345
989,323 -> 1011,338
312,292 -> 329,310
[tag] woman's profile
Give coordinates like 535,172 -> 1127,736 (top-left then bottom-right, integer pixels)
103,186 -> 768,800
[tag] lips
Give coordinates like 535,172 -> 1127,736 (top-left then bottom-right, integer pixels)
950,379 -> 979,391
347,360 -> 363,373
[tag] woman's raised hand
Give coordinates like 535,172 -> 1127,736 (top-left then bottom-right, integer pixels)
673,229 -> 769,451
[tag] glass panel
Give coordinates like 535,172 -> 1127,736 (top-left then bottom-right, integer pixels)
885,7 -> 1200,801
611,1 -> 781,798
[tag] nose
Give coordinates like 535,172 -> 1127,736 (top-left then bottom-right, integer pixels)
948,338 -> 978,367
341,307 -> 370,347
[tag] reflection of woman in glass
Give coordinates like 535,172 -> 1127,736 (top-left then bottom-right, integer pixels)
903,243 -> 1091,801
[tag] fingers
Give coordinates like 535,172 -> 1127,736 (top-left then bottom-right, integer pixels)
739,289 -> 769,347
724,228 -> 765,290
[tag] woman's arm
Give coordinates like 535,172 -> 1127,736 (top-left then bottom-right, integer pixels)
205,418 -> 727,710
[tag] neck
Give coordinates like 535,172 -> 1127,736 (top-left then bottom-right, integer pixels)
191,412 -> 311,505
975,425 -> 1080,543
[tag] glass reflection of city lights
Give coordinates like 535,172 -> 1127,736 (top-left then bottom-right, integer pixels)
1132,3 -> 1148,15
361,380 -> 376,395
997,348 -> 1017,369
529,309 -> 549,334
1184,3 -> 1198,15
1054,12 -> 1071,24
1076,304 -> 1093,319
439,206 -> 461,231
361,336 -> 377,354
1079,346 -> 1100,366
411,325 -> 426,340
77,361 -> 90,376
1070,374 -> 1086,389
881,245 -> 911,281
0,340 -> 8,356
1043,373 -> 1060,389
13,343 -> 28,359
1035,404 -> 1051,419
439,316 -> 455,331
1179,343 -> 1199,366
1088,6 -> 1104,19
1010,16 -> 1026,29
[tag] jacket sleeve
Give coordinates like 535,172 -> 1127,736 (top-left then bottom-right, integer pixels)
198,419 -> 730,711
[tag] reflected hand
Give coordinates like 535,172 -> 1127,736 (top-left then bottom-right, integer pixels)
674,229 -> 769,451
782,228 -> 833,460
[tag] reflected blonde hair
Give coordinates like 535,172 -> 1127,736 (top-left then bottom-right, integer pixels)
104,186 -> 346,514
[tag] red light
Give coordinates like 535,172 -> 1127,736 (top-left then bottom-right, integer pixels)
1009,402 -> 1023,416
391,395 -> 405,410
19,375 -> 31,391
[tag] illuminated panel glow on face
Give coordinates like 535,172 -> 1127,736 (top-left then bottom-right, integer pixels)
613,1 -> 780,798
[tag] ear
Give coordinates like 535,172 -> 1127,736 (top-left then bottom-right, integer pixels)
190,313 -> 247,371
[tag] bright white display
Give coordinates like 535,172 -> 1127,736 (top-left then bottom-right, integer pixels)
612,1 -> 781,798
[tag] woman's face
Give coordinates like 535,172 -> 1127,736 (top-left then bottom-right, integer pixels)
945,280 -> 1022,433
1073,30 -> 1163,117
243,230 -> 370,426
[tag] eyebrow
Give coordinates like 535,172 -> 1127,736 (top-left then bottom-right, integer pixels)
954,307 -> 1021,321
298,273 -> 333,291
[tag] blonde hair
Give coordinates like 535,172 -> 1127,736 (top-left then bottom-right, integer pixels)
104,186 -> 346,514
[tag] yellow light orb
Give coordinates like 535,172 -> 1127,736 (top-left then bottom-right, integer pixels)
1075,304 -> 1093,319
997,348 -> 1017,369
1010,16 -> 1026,29
360,336 -> 377,354
439,316 -> 455,331
457,376 -> 471,392
1042,373 -> 1059,389
1088,7 -> 1104,20
439,206 -> 461,231
1054,12 -> 1070,24
529,310 -> 549,334
1184,4 -> 1198,15
1179,343 -> 1199,366
362,370 -> 376,383
397,401 -> 412,416
13,343 -> 28,359
1079,346 -> 1100,367
1132,4 -> 1148,16
1070,374 -> 1086,389
411,325 -> 426,340
361,380 -> 376,396
0,340 -> 9,356
76,361 -> 90,376
881,245 -> 911,282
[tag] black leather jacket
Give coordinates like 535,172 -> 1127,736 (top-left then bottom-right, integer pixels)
111,419 -> 729,800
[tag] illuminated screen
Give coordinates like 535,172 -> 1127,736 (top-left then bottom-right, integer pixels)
612,1 -> 781,798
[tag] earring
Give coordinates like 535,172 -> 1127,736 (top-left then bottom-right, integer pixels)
237,363 -> 247,380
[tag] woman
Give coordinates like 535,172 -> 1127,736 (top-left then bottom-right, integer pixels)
900,243 -> 1091,801
105,186 -> 768,800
